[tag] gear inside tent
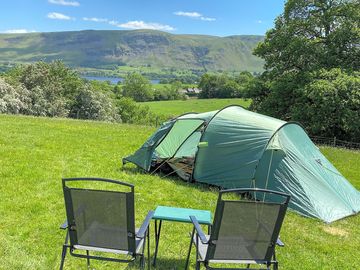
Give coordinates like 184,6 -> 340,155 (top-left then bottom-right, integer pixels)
123,106 -> 360,223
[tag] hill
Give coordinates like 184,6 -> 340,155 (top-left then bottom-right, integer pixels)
0,114 -> 359,269
0,30 -> 264,72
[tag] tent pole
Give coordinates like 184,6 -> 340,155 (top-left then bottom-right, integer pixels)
263,149 -> 274,201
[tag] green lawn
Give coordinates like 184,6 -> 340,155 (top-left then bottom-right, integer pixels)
141,98 -> 251,118
0,114 -> 359,269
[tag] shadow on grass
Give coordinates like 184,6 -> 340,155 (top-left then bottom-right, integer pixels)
120,166 -> 147,175
151,258 -> 189,270
124,257 -> 187,269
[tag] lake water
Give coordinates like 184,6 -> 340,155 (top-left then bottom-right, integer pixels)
82,75 -> 160,84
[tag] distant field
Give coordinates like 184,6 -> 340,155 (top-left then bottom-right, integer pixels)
0,114 -> 359,269
141,98 -> 251,117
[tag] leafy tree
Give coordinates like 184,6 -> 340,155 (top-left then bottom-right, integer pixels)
292,69 -> 360,141
0,78 -> 29,114
254,0 -> 360,77
88,80 -> 115,95
4,61 -> 83,117
27,85 -> 69,117
122,73 -> 153,102
153,81 -> 184,101
199,73 -> 249,98
70,84 -> 119,122
218,79 -> 240,98
116,97 -> 167,125
198,74 -> 220,98
249,0 -> 360,140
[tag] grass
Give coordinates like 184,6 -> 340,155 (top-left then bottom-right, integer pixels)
0,114 -> 359,269
141,98 -> 251,118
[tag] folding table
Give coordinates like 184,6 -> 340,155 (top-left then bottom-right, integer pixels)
152,205 -> 212,266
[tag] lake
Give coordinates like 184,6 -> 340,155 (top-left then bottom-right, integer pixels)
82,76 -> 160,84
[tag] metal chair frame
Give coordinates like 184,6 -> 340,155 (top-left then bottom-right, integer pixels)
59,177 -> 154,270
185,188 -> 290,270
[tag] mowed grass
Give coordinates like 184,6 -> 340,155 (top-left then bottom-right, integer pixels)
0,114 -> 359,270
141,98 -> 251,117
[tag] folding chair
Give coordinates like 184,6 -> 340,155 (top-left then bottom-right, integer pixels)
185,188 -> 290,270
59,177 -> 154,269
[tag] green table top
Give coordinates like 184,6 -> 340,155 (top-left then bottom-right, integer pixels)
153,205 -> 212,225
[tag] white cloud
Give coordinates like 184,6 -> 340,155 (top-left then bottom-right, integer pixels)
110,20 -> 175,31
256,20 -> 263,24
3,29 -> 36,34
174,11 -> 216,22
47,12 -> 73,20
48,0 -> 80,7
200,17 -> 216,21
174,11 -> 202,18
83,17 -> 108,23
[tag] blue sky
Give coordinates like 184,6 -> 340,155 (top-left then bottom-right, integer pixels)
1,0 -> 285,36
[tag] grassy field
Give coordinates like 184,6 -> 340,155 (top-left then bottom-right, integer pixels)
0,114 -> 359,269
141,98 -> 251,117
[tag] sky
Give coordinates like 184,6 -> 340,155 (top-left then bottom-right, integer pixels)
0,0 -> 285,36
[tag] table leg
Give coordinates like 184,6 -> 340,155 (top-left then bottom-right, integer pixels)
185,227 -> 195,269
152,220 -> 162,267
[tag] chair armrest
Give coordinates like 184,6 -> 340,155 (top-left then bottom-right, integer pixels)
60,220 -> 68,230
136,210 -> 154,239
190,216 -> 208,244
276,237 -> 284,247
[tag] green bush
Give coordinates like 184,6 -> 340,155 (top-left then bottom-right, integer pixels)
0,78 -> 29,114
116,97 -> 168,126
249,0 -> 360,141
122,72 -> 153,102
292,69 -> 360,141
2,61 -> 83,117
198,72 -> 253,99
153,81 -> 184,101
70,84 -> 120,122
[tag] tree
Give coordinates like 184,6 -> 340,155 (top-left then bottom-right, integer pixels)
199,73 -> 248,98
254,0 -> 360,77
70,84 -> 119,122
153,81 -> 184,101
3,61 -> 83,117
122,73 -> 153,102
0,78 -> 29,114
116,97 -> 167,125
292,69 -> 360,141
249,0 -> 360,140
198,74 -> 219,98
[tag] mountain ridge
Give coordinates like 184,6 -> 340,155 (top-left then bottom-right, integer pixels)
0,29 -> 264,72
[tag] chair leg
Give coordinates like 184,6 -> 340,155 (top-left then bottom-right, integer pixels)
140,255 -> 145,270
273,261 -> 279,270
185,227 -> 195,270
60,231 -> 69,270
195,261 -> 201,270
147,228 -> 150,270
86,250 -> 90,269
59,245 -> 67,270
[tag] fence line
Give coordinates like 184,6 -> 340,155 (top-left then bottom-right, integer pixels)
310,136 -> 360,150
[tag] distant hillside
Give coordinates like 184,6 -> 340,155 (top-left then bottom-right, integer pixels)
0,30 -> 264,72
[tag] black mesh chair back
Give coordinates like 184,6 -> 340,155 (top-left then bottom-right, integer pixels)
63,178 -> 136,253
206,189 -> 290,262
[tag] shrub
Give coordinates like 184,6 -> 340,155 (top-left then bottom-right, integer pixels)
0,78 -> 29,114
70,85 -> 120,122
122,73 -> 153,102
116,97 -> 168,126
292,69 -> 360,141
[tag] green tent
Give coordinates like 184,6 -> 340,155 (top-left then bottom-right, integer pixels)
123,105 -> 360,223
